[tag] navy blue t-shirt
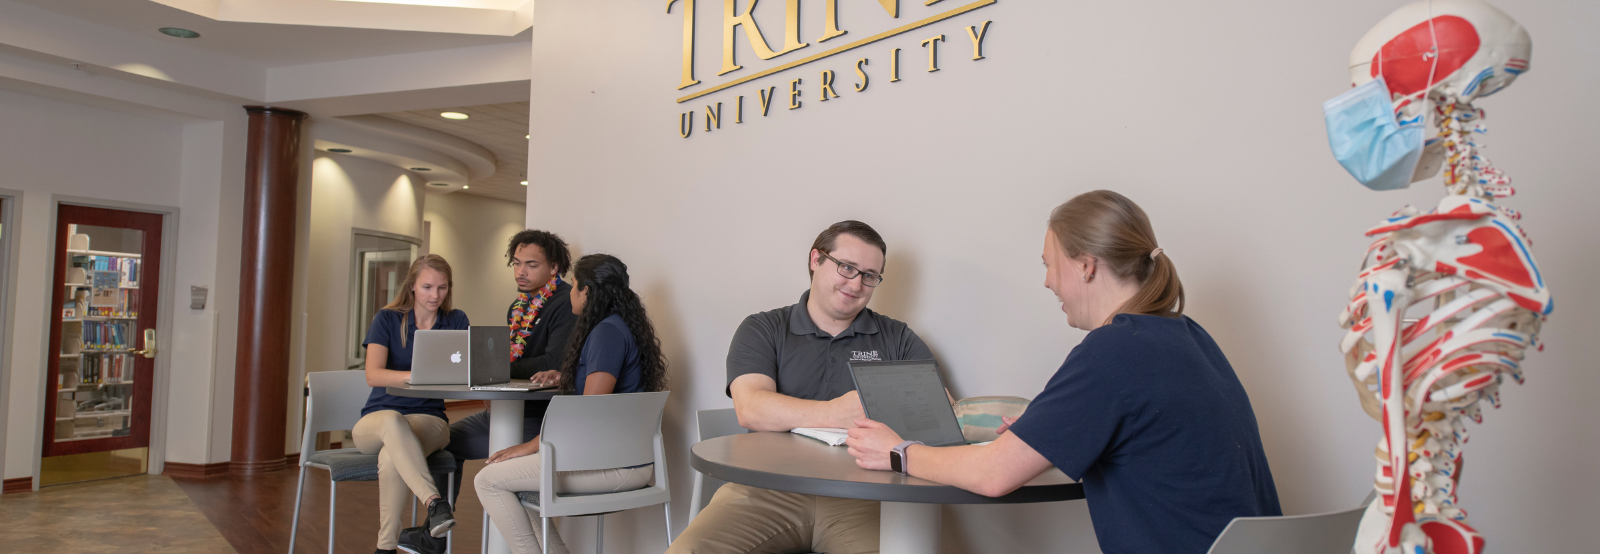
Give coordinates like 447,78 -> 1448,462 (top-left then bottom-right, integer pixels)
573,314 -> 643,395
1008,314 -> 1280,554
360,308 -> 471,420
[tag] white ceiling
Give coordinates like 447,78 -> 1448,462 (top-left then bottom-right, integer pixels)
379,102 -> 529,204
9,0 -> 529,67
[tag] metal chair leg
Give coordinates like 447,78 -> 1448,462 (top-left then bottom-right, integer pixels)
413,497 -> 419,527
288,466 -> 307,554
480,512 -> 489,554
446,472 -> 455,554
663,502 -> 673,547
596,514 -> 604,554
541,517 -> 550,554
328,478 -> 338,554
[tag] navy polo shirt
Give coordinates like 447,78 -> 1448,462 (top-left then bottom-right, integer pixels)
574,314 -> 644,395
1008,314 -> 1281,554
360,308 -> 471,420
726,290 -> 934,400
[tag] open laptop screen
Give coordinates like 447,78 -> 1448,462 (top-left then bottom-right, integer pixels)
849,360 -> 967,447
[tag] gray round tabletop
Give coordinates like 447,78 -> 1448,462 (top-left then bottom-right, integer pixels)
691,432 -> 1084,504
386,384 -> 559,401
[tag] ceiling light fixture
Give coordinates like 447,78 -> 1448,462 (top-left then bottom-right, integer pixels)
520,181 -> 528,185
428,182 -> 449,187
159,27 -> 201,39
463,185 -> 469,189
440,112 -> 469,120
525,134 -> 530,139
410,167 -> 431,171
327,148 -> 353,153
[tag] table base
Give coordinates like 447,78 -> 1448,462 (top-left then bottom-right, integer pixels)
881,501 -> 940,554
484,399 -> 526,554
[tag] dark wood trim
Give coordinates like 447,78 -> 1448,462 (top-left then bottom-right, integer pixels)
164,461 -> 230,480
2,477 -> 32,494
445,399 -> 486,411
230,106 -> 308,476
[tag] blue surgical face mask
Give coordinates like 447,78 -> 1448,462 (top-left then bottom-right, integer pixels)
1324,77 -> 1425,191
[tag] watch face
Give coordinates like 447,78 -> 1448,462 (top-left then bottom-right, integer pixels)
890,451 -> 904,474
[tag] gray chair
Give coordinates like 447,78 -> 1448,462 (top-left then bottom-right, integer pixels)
1204,502 -> 1368,554
687,408 -> 746,524
503,391 -> 673,554
288,370 -> 458,554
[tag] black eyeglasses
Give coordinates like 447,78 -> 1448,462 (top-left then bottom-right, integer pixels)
818,251 -> 884,287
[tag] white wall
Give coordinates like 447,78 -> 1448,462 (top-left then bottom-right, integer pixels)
0,85 -> 248,480
525,1 -> 1600,552
423,191 -> 526,325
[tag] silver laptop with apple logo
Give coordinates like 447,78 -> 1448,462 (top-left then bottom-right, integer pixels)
408,329 -> 470,385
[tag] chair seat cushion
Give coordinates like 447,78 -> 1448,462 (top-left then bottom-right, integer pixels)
307,449 -> 458,482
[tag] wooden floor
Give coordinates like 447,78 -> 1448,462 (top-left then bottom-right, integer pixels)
0,473 -> 235,554
171,404 -> 492,554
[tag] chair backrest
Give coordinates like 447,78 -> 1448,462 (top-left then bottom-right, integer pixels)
690,408 -> 745,518
1205,505 -> 1367,554
537,391 -> 673,517
299,370 -> 375,464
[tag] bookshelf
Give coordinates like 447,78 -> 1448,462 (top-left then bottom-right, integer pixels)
54,228 -> 142,443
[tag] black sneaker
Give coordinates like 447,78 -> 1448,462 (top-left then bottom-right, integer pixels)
425,497 -> 456,538
396,526 -> 447,554
376,550 -> 397,554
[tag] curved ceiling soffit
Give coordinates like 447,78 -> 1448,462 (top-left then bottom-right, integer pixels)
310,117 -> 472,191
336,114 -> 498,182
147,0 -> 535,36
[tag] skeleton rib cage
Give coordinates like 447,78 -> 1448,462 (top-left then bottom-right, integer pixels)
1338,99 -> 1552,553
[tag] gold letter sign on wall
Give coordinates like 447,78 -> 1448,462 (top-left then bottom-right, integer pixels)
670,0 -> 997,137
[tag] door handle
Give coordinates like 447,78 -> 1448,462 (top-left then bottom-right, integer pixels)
131,329 -> 156,359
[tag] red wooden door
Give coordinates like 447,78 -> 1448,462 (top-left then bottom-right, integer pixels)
42,205 -> 162,458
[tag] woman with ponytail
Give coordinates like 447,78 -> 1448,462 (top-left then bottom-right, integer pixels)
467,254 -> 667,554
847,191 -> 1280,554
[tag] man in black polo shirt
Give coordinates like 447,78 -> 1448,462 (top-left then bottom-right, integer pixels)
443,230 -> 576,501
668,220 -> 934,554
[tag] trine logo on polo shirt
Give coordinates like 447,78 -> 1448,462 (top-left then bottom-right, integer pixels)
850,350 -> 881,362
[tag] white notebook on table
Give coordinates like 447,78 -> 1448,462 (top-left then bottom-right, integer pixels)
791,427 -> 849,446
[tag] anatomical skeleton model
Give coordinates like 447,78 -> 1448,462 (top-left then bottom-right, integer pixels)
1335,2 -> 1551,553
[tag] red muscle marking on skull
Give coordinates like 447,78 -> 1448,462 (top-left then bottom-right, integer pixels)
1371,15 -> 1481,98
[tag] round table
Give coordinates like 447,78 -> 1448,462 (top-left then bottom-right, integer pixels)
387,384 -> 557,554
691,432 -> 1084,554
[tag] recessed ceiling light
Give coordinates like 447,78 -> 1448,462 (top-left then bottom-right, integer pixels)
327,148 -> 353,153
462,185 -> 469,189
525,134 -> 530,139
520,181 -> 528,186
410,167 -> 431,171
428,182 -> 448,187
159,27 -> 200,39
440,112 -> 469,120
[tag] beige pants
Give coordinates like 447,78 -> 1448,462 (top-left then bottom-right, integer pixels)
352,410 -> 451,549
666,483 -> 879,554
474,454 -> 654,554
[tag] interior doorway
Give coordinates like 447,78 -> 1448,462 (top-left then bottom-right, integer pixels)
40,205 -> 164,487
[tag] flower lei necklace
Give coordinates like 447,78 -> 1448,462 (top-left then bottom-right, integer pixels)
509,275 -> 560,361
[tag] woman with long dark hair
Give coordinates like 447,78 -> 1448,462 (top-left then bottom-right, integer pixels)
461,254 -> 668,554
353,254 -> 467,554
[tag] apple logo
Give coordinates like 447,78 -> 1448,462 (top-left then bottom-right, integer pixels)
450,351 -> 462,364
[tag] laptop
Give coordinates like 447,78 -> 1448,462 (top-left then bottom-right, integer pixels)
848,359 -> 969,447
468,325 -> 549,391
408,330 -> 470,385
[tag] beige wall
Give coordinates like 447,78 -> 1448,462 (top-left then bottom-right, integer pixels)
423,191 -> 526,327
289,152 -> 427,451
526,1 -> 1600,552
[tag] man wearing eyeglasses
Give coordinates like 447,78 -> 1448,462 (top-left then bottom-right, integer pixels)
667,220 -> 934,554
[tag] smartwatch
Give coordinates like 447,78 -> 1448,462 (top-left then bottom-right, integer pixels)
890,440 -> 924,475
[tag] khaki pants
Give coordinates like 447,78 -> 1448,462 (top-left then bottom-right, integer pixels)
474,455 -> 654,554
667,483 -> 879,554
352,410 -> 451,549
